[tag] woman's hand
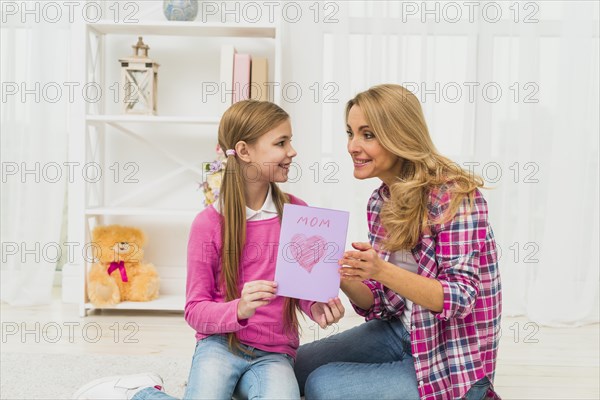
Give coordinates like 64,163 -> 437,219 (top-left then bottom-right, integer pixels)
237,280 -> 277,320
311,298 -> 345,329
339,242 -> 388,282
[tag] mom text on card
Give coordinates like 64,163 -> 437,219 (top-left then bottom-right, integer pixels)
296,216 -> 331,228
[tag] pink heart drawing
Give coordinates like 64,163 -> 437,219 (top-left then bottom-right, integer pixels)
290,234 -> 327,273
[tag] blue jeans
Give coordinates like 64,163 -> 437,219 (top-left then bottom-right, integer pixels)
133,335 -> 300,400
294,318 -> 491,400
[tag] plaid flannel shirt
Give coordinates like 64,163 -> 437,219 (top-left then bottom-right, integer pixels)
353,183 -> 502,400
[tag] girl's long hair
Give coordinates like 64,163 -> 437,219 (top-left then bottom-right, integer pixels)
217,100 -> 300,354
346,84 -> 485,251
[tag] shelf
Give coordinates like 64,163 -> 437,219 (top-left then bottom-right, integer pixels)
75,16 -> 282,317
88,21 -> 276,38
86,207 -> 200,217
87,115 -> 220,125
84,294 -> 184,311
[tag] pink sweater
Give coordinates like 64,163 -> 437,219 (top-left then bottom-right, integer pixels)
184,195 -> 315,358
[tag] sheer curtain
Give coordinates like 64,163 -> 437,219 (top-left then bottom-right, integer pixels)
1,19 -> 71,305
282,1 -> 599,326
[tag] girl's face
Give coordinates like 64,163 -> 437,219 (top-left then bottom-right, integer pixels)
246,119 -> 297,183
346,105 -> 403,185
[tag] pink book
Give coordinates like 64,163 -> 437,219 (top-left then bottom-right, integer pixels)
233,53 -> 251,103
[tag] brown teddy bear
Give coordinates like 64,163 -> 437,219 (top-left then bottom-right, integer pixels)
87,225 -> 159,307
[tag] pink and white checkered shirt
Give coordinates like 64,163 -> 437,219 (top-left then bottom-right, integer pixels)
353,183 -> 502,400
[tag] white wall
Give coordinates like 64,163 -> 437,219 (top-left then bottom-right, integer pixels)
5,0 -> 594,323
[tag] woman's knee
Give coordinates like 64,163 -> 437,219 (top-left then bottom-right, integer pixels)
304,364 -> 341,400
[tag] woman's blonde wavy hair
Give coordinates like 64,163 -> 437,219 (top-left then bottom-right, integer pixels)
346,84 -> 485,251
218,100 -> 300,355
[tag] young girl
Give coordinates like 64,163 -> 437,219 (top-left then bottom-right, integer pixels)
74,100 -> 345,400
294,84 -> 502,400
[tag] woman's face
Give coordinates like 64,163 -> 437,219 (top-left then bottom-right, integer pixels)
346,105 -> 403,184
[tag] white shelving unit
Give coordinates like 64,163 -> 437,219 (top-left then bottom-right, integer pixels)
67,17 -> 282,316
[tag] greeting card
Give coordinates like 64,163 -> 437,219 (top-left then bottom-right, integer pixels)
274,204 -> 349,302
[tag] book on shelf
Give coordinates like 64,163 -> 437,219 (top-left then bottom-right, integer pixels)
219,45 -> 236,112
233,53 -> 251,103
220,45 -> 270,107
250,57 -> 269,101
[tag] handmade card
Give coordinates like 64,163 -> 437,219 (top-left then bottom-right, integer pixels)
274,204 -> 349,302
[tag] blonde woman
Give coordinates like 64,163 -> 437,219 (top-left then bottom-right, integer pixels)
295,84 -> 502,400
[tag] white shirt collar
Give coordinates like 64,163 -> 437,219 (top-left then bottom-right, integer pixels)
213,185 -> 278,221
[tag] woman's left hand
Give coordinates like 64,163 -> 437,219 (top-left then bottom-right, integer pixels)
339,242 -> 387,282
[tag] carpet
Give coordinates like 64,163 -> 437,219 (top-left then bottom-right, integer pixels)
0,352 -> 189,399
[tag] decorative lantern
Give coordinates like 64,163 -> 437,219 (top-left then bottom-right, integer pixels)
119,37 -> 159,115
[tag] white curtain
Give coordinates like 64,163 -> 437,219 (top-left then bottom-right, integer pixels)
1,18 -> 71,305
282,1 -> 599,326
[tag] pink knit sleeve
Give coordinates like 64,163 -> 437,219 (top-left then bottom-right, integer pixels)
184,210 -> 248,333
298,299 -> 316,320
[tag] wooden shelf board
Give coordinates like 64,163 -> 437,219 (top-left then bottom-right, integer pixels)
85,207 -> 201,217
86,115 -> 220,125
87,21 -> 276,38
84,294 -> 184,311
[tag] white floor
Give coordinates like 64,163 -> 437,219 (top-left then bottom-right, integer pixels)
1,289 -> 599,399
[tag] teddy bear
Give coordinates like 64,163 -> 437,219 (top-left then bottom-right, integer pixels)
87,224 -> 159,307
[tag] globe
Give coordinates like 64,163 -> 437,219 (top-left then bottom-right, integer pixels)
163,0 -> 199,21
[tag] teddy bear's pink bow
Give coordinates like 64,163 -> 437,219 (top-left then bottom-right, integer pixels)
107,261 -> 128,282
